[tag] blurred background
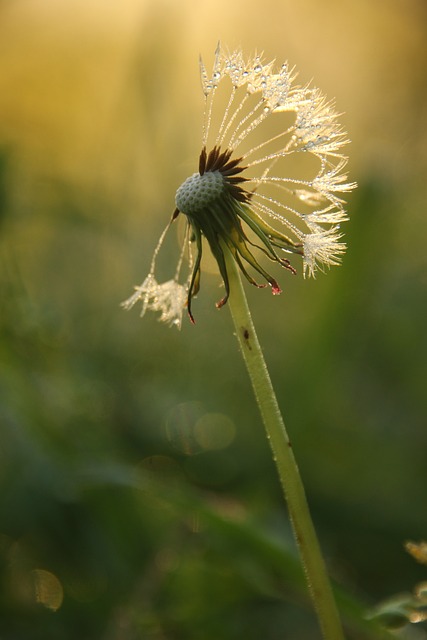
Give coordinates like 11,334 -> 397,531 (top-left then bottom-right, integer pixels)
1,0 -> 427,638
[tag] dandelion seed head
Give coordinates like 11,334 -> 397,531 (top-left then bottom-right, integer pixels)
176,171 -> 225,216
123,44 -> 356,326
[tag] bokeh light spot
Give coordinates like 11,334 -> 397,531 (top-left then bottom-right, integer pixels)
194,412 -> 236,451
31,569 -> 64,612
165,403 -> 236,454
165,401 -> 205,455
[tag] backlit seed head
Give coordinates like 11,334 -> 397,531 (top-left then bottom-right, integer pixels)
122,44 -> 356,327
175,171 -> 225,216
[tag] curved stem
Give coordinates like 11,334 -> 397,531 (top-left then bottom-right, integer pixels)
224,248 -> 345,640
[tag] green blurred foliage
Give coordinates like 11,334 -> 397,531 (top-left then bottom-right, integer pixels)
1,0 -> 427,638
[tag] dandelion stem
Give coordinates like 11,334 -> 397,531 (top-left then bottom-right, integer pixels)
224,246 -> 345,640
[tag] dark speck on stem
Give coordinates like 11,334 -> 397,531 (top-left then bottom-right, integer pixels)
242,326 -> 252,350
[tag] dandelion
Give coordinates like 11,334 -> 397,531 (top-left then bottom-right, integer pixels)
123,44 -> 357,639
123,43 -> 356,325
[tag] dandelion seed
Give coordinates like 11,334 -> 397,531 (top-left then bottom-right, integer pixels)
122,44 -> 356,326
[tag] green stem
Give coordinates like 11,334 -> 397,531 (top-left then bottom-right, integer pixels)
224,249 -> 345,640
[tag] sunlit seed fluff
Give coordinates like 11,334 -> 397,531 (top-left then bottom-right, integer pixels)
122,43 -> 356,327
